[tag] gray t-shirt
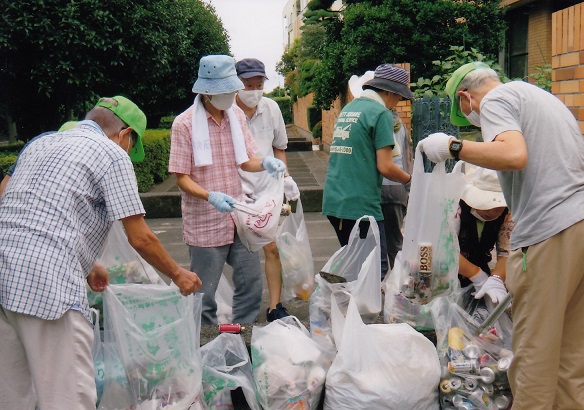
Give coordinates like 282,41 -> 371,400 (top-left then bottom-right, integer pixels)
479,81 -> 584,249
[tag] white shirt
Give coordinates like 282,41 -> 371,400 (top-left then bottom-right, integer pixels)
239,97 -> 288,195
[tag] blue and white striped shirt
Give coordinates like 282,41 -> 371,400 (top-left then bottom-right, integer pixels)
0,121 -> 145,322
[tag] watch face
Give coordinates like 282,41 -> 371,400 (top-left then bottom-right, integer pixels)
450,141 -> 462,151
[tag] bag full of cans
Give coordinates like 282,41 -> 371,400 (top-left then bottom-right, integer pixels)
431,297 -> 513,410
383,146 -> 465,329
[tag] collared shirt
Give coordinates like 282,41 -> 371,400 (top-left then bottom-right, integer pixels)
0,120 -> 145,323
169,103 -> 258,247
239,97 -> 287,195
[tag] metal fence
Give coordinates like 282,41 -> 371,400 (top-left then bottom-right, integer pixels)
411,96 -> 459,172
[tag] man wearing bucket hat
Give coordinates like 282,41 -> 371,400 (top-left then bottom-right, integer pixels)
322,63 -> 413,280
235,57 -> 299,321
0,96 -> 202,409
419,62 -> 584,409
169,54 -> 286,325
454,165 -> 513,304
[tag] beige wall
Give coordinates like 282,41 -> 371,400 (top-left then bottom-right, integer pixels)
527,2 -> 553,76
292,93 -> 314,133
551,3 -> 584,134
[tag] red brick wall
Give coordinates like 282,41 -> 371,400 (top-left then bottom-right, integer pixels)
292,93 -> 314,133
552,4 -> 584,134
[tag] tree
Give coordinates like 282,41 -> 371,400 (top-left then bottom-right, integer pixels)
0,0 -> 229,139
282,0 -> 506,109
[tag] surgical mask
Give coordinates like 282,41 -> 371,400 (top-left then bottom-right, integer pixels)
462,94 -> 481,127
238,90 -> 263,107
209,92 -> 236,110
470,208 -> 497,222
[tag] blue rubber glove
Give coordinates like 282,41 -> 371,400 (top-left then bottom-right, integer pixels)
261,156 -> 286,178
208,191 -> 235,212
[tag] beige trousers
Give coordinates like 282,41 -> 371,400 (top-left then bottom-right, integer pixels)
506,219 -> 584,410
0,307 -> 96,410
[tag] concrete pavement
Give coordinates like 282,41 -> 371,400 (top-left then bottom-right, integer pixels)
145,212 -> 340,325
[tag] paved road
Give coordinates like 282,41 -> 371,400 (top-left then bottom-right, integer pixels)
145,212 -> 339,324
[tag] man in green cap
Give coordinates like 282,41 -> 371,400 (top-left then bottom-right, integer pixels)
0,96 -> 202,409
419,62 -> 584,409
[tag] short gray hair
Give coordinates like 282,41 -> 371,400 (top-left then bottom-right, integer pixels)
458,67 -> 500,92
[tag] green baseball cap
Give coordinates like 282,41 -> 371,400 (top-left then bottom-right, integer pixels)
445,62 -> 490,126
96,96 -> 146,162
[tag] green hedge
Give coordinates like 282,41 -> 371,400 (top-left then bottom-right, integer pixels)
271,96 -> 293,125
312,121 -> 322,140
0,132 -> 170,192
307,106 -> 322,131
134,129 -> 171,193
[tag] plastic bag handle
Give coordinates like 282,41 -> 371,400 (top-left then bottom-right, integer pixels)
414,144 -> 447,175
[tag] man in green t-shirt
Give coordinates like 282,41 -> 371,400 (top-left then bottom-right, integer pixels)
322,64 -> 413,279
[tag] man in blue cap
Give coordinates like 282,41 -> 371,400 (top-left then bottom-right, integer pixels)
419,62 -> 584,409
169,54 -> 286,325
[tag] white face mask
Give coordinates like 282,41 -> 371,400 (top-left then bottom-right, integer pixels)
462,94 -> 481,127
209,92 -> 236,111
238,90 -> 263,107
470,208 -> 499,222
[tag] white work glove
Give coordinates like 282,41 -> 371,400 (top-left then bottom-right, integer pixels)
418,132 -> 453,163
475,275 -> 508,304
261,156 -> 286,178
241,184 -> 257,204
283,175 -> 300,201
208,191 -> 236,212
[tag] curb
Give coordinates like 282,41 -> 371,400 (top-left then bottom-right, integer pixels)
140,188 -> 323,219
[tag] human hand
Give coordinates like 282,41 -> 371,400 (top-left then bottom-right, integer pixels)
172,267 -> 202,296
208,191 -> 236,212
261,156 -> 286,178
284,175 -> 300,201
418,132 -> 453,163
474,275 -> 508,304
87,263 -> 109,292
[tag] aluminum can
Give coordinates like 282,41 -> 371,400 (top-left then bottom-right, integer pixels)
494,394 -> 511,409
463,344 -> 480,359
219,323 -> 242,334
451,394 -> 465,407
401,275 -> 415,298
440,379 -> 452,393
481,384 -> 495,395
449,377 -> 463,391
463,377 -> 479,391
497,357 -> 512,372
480,367 -> 496,384
448,359 -> 479,374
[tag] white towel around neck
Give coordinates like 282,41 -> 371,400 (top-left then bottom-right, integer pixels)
191,94 -> 249,167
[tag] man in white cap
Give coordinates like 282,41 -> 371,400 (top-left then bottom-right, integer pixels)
455,165 -> 513,303
235,57 -> 300,321
322,63 -> 413,280
418,62 -> 584,409
169,54 -> 286,325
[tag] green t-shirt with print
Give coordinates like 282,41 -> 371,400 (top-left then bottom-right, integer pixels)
322,97 -> 394,221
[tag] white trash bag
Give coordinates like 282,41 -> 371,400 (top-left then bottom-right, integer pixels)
324,291 -> 441,409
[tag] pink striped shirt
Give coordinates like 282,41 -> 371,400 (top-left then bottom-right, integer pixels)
169,104 -> 258,247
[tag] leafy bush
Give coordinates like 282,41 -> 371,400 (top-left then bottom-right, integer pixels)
271,96 -> 293,124
159,115 -> 176,129
312,121 -> 323,140
134,129 -> 171,193
0,141 -> 24,153
0,155 -> 17,176
412,46 -> 509,98
529,63 -> 552,92
307,106 -> 322,131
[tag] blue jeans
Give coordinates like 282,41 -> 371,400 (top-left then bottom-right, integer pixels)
189,232 -> 262,325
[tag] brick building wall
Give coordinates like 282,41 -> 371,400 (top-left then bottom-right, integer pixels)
551,4 -> 584,134
527,2 -> 553,76
292,93 -> 314,133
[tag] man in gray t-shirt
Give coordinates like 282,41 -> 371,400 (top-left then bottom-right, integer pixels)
419,62 -> 584,409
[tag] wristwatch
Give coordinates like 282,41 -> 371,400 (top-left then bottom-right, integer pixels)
449,140 -> 463,160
